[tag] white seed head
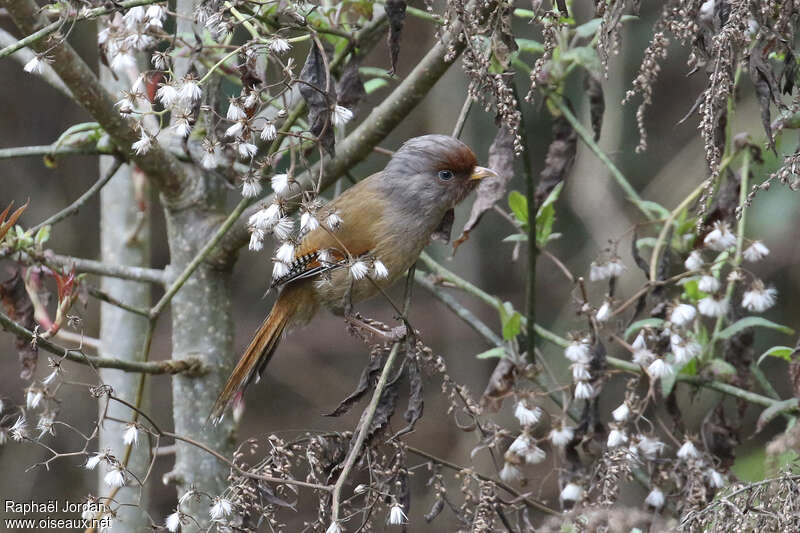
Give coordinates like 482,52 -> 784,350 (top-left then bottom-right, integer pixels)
574,381 -> 594,400
499,462 -> 522,483
122,424 -> 139,446
273,217 -> 294,240
612,402 -> 630,422
743,240 -> 769,262
703,221 -> 736,251
647,358 -> 673,379
698,296 -> 729,317
271,173 -> 290,195
332,105 -> 354,126
742,284 -> 777,312
595,301 -> 611,322
260,123 -> 277,141
607,428 -> 628,447
560,483 -> 583,502
209,496 -> 233,519
677,440 -> 699,460
670,303 -> 696,326
698,275 -> 721,293
373,260 -> 389,279
104,466 -> 126,487
387,504 -> 408,525
272,261 -> 289,279
241,177 -> 262,198
514,401 -> 542,426
349,260 -> 368,280
645,487 -> 665,508
684,250 -> 704,271
276,242 -> 295,263
549,425 -> 574,448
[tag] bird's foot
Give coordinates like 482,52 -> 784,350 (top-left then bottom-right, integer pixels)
345,314 -> 408,343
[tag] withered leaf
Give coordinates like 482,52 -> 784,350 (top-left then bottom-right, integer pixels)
400,357 -> 424,434
385,0 -> 406,75
0,200 -> 29,241
237,50 -> 262,90
452,125 -> 515,252
585,73 -> 604,141
365,380 -> 399,442
480,357 -> 516,412
749,44 -> 780,153
299,42 -> 336,156
425,498 -> 444,522
534,105 -> 577,208
257,482 -> 297,510
324,351 -> 385,417
335,57 -> 366,112
491,6 -> 518,70
1,268 -> 38,380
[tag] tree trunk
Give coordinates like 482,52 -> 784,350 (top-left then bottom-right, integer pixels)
97,81 -> 151,533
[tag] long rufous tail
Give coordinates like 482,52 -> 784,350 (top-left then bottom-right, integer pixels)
209,289 -> 300,422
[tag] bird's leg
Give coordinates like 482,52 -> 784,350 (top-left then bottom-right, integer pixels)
345,313 -> 408,342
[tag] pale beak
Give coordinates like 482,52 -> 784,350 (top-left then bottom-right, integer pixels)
469,166 -> 499,181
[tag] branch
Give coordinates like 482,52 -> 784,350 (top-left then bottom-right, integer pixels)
31,158 -> 123,233
0,310 -> 205,375
1,0 -> 190,201
330,342 -> 403,527
405,445 -> 558,516
49,253 -> 166,285
0,144 -> 112,161
219,9 -> 479,255
0,27 -> 72,99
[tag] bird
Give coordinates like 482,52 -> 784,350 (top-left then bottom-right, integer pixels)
210,134 -> 498,420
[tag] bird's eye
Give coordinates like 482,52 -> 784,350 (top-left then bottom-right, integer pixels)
438,169 -> 454,181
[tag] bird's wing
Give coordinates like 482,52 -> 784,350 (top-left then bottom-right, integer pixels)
270,174 -> 390,289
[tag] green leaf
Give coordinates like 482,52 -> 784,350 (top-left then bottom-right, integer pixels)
756,398 -> 799,434
508,191 -> 528,225
640,200 -> 670,219
681,278 -> 703,302
661,367 -> 677,397
624,318 -> 664,340
635,237 -> 658,249
502,234 -> 528,242
756,346 -> 795,365
359,66 -> 392,79
534,182 -> 563,247
364,78 -> 388,94
34,225 -> 50,246
717,317 -> 795,340
562,46 -> 601,73
502,312 -> 522,341
573,15 -> 639,39
475,347 -> 507,359
516,38 -> 545,55
538,181 -> 563,211
573,17 -> 603,39
536,205 -> 554,247
707,358 -> 737,380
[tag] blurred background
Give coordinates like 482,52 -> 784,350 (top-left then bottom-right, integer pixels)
2,2 -> 799,530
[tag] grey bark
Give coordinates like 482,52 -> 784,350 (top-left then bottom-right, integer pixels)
98,66 -> 152,532
162,186 -> 236,525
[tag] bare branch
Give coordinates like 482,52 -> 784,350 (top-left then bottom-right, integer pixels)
0,310 -> 206,375
49,253 -> 165,285
31,158 -> 123,233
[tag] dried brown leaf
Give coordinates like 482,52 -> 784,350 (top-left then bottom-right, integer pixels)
299,42 -> 336,156
452,126 -> 515,252
385,0 -> 406,75
480,357 -> 516,412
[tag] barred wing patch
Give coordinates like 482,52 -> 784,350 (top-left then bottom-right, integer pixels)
270,249 -> 349,289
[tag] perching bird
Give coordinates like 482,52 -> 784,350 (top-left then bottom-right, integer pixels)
210,135 -> 498,420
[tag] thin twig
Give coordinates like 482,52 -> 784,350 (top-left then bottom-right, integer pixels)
0,310 -> 206,375
31,158 -> 123,233
405,445 -> 559,516
451,96 -> 473,138
49,253 -> 165,285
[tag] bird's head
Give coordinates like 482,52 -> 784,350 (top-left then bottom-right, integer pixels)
381,135 -> 499,214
